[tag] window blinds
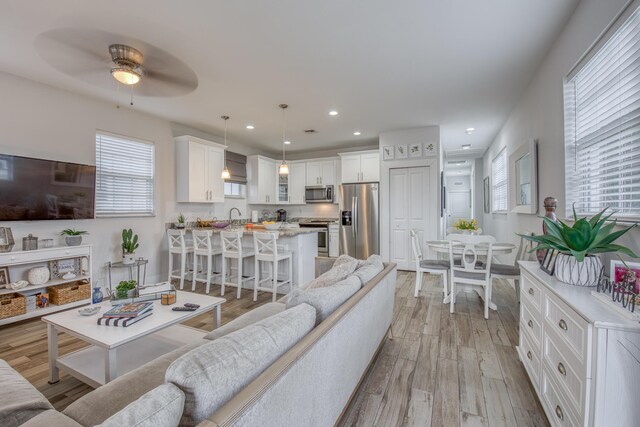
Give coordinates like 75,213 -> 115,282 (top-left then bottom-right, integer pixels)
492,149 -> 508,212
95,132 -> 155,217
564,5 -> 640,219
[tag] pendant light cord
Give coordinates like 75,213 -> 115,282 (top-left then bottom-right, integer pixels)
281,105 -> 286,162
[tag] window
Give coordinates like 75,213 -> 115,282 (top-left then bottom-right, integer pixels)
492,148 -> 508,212
224,182 -> 246,198
95,132 -> 155,217
564,4 -> 640,219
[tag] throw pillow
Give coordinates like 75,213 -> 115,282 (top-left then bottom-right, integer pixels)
165,303 -> 316,426
287,275 -> 362,324
306,259 -> 360,289
98,384 -> 185,427
352,254 -> 384,285
332,254 -> 362,268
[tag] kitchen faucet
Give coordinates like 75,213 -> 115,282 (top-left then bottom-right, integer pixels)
229,208 -> 242,225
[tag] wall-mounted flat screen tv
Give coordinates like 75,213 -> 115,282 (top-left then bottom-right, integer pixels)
0,154 -> 96,221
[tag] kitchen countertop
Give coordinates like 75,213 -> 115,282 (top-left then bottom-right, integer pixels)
179,226 -> 321,237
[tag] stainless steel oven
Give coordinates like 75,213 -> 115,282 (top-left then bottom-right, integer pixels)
304,185 -> 334,203
298,221 -> 329,256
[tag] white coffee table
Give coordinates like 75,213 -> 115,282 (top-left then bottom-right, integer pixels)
43,291 -> 225,388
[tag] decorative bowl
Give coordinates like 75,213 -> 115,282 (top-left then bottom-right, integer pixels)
265,223 -> 282,230
213,222 -> 229,229
78,306 -> 101,316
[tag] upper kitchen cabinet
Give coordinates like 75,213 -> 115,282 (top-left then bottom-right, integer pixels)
289,162 -> 306,204
175,135 -> 226,203
339,150 -> 380,183
306,160 -> 336,186
247,155 -> 277,204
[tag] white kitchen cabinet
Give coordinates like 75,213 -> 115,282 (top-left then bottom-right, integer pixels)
289,162 -> 306,204
175,136 -> 226,203
306,160 -> 335,186
518,261 -> 640,427
247,155 -> 277,204
339,150 -> 379,183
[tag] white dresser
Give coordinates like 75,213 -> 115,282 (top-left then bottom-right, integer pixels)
518,261 -> 640,427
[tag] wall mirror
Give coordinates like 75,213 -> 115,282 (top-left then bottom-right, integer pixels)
509,139 -> 537,214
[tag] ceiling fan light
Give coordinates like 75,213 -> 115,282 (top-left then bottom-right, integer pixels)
111,68 -> 141,85
221,166 -> 231,180
279,161 -> 289,175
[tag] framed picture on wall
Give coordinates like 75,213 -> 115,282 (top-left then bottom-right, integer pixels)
396,145 -> 408,159
382,146 -> 395,160
483,177 -> 490,213
0,267 -> 9,286
424,142 -> 436,156
409,143 -> 422,158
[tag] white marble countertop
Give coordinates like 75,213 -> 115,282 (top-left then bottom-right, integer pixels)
181,226 -> 320,237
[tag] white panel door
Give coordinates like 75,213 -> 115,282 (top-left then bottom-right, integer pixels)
389,167 -> 430,270
447,191 -> 471,228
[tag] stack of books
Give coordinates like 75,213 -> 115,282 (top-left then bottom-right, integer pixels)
97,302 -> 153,327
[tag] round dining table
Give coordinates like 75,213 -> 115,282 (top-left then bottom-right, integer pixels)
425,240 -> 517,310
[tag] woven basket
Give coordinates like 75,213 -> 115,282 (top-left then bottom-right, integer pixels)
0,293 -> 26,319
48,281 -> 91,305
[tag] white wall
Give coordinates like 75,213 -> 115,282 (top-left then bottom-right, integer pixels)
379,127 -> 440,263
480,0 -> 640,267
445,175 -> 471,192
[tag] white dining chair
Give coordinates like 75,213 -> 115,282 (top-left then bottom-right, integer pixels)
167,229 -> 193,290
490,233 -> 533,303
221,231 -> 255,299
253,231 -> 293,302
410,229 -> 449,302
191,229 -> 222,294
447,233 -> 495,319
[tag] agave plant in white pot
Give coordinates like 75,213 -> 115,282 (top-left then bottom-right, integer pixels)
521,207 -> 638,287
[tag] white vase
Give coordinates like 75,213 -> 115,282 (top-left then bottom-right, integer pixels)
28,266 -> 50,285
122,253 -> 135,265
553,253 -> 603,287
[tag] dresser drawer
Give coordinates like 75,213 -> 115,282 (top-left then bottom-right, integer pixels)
521,271 -> 543,315
544,292 -> 588,363
519,329 -> 541,390
521,301 -> 542,349
0,246 -> 90,266
541,366 -> 580,427
543,326 -> 587,419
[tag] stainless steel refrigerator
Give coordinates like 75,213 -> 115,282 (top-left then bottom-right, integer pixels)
339,183 -> 380,259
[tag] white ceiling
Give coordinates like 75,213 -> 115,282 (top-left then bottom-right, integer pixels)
0,0 -> 579,155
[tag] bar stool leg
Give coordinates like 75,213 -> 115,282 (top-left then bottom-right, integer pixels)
236,258 -> 243,299
253,258 -> 259,302
288,256 -> 293,290
192,253 -> 198,291
272,260 -> 279,302
221,257 -> 226,296
206,255 -> 212,294
168,252 -> 173,283
180,250 -> 187,290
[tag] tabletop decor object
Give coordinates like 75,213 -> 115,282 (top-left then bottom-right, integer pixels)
27,266 -> 50,285
450,219 -> 481,235
121,228 -> 139,265
60,228 -> 88,246
0,227 -> 15,252
521,206 -> 638,287
176,213 -> 186,229
536,196 -> 558,263
22,234 -> 38,251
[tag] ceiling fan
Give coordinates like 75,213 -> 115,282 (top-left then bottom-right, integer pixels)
35,28 -> 198,97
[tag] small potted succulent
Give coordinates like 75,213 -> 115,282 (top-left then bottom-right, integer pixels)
60,229 -> 88,246
450,219 -> 482,235
115,280 -> 137,299
521,207 -> 638,287
176,213 -> 186,229
121,228 -> 139,265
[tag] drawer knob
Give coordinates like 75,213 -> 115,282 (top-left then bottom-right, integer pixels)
528,288 -> 534,295
557,362 -> 566,376
526,351 -> 532,360
558,319 -> 568,331
555,405 -> 564,421
527,320 -> 533,328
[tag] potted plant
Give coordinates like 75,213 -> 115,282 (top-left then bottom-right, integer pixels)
176,213 -> 186,229
450,219 -> 482,235
60,229 -> 88,246
121,228 -> 139,265
115,280 -> 137,299
521,207 -> 638,287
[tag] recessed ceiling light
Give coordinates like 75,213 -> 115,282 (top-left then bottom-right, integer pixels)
353,131 -> 361,136
329,110 -> 339,116
462,144 -> 472,150
246,124 -> 255,130
284,140 -> 291,145
465,127 -> 475,134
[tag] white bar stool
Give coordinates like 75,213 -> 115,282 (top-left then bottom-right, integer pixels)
168,229 -> 193,290
192,230 -> 222,294
253,231 -> 293,302
221,231 -> 255,299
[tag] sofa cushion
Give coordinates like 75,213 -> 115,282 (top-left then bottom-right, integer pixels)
286,275 -> 362,324
98,383 -> 185,427
19,410 -> 82,427
0,359 -> 53,427
64,341 -> 203,426
204,302 -> 285,341
332,254 -> 363,268
165,303 -> 316,426
352,254 -> 384,285
306,260 -> 360,289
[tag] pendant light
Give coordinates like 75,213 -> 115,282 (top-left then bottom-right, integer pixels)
221,115 -> 231,180
279,104 -> 289,175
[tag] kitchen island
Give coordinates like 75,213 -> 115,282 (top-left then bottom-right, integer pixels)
177,226 -> 319,292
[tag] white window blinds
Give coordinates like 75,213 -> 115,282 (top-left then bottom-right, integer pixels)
96,132 -> 155,217
564,5 -> 640,219
492,148 -> 508,212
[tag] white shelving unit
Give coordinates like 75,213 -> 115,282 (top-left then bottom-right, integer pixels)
0,245 -> 92,326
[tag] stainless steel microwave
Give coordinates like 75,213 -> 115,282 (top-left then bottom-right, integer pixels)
304,185 -> 334,203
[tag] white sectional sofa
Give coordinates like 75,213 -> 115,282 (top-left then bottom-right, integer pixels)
0,256 -> 397,427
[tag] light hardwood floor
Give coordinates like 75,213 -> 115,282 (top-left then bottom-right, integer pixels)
0,271 -> 548,427
339,270 -> 549,427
